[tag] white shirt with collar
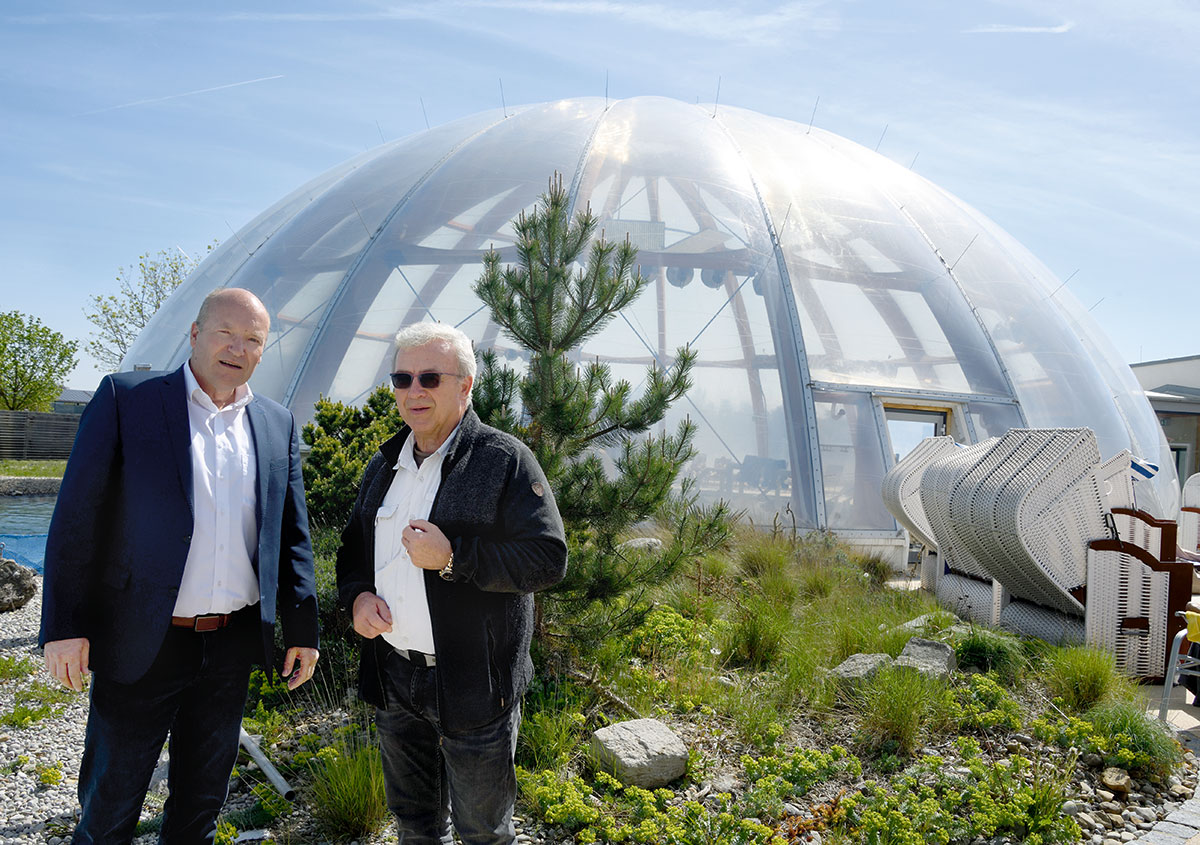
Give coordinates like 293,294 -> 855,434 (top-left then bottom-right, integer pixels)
173,362 -> 260,617
374,423 -> 461,656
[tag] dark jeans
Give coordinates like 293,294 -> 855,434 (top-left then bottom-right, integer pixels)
73,615 -> 255,845
375,648 -> 520,845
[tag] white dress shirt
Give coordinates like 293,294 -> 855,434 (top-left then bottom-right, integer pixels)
173,362 -> 260,617
373,425 -> 460,655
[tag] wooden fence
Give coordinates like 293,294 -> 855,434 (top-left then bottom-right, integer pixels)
0,410 -> 80,460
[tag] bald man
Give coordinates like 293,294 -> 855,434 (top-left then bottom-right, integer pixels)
40,288 -> 319,844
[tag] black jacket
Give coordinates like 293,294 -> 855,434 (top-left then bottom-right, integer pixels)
336,406 -> 567,733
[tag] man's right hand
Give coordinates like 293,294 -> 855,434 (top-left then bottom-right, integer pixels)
352,592 -> 393,639
44,637 -> 90,692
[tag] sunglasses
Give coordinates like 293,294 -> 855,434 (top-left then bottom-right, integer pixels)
389,371 -> 461,390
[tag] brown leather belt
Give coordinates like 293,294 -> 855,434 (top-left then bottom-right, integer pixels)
171,613 -> 234,632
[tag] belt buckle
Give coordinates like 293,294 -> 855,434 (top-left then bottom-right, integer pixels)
193,614 -> 223,632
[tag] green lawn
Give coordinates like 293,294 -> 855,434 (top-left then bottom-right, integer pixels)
0,459 -> 66,477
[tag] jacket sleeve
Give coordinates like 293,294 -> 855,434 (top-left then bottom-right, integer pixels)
448,444 -> 567,595
39,377 -> 120,645
276,414 -> 319,650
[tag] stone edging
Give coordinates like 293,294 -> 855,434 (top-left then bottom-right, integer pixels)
0,476 -> 60,496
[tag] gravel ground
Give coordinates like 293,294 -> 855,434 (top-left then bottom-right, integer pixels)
5,573 -> 1200,845
0,583 -> 89,845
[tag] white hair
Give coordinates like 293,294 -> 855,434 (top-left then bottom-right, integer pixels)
393,322 -> 477,381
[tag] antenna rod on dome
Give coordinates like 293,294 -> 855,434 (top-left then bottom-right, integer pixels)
807,96 -> 819,134
909,152 -> 919,169
949,234 -> 978,271
499,78 -> 507,118
376,120 -> 386,144
224,221 -> 251,256
420,97 -> 430,129
605,70 -> 609,108
874,123 -> 888,152
1046,269 -> 1079,299
712,76 -> 721,117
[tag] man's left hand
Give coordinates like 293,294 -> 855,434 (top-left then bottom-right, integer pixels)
403,519 -> 453,570
282,646 -> 319,690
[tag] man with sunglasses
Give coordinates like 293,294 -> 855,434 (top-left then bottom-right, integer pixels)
336,322 -> 567,845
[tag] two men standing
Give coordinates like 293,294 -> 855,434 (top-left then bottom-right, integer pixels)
42,302 -> 565,845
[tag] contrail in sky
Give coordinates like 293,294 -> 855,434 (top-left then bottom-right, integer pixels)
964,22 -> 1075,34
76,74 -> 284,116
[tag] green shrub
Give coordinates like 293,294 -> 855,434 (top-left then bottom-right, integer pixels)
1041,645 -> 1129,712
721,597 -> 788,670
518,676 -> 591,771
952,673 -> 1022,734
242,700 -> 290,748
302,385 -> 401,528
736,533 -> 792,581
954,626 -> 1027,683
307,740 -> 389,839
1085,700 -> 1182,781
852,552 -> 893,588
854,666 -> 946,757
1031,699 -> 1182,782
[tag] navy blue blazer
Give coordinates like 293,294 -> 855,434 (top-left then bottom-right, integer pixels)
39,365 -> 319,685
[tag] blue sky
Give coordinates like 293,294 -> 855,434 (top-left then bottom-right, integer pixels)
2,0 -> 1198,389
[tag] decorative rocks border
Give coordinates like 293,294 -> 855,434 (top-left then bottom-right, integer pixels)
0,477 -> 59,496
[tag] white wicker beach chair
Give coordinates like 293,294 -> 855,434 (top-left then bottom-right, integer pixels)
918,438 -> 999,584
881,435 -> 958,551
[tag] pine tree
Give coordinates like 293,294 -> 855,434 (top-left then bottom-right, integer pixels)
473,174 -> 734,648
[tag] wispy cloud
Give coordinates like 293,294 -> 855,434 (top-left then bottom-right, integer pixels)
75,75 -> 285,117
964,21 -> 1075,34
6,3 -> 840,47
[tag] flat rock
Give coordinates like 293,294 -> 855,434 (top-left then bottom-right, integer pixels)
1102,766 -> 1132,795
590,718 -> 688,788
829,653 -> 892,685
895,637 -> 957,678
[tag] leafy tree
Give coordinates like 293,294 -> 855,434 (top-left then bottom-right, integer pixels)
0,311 -> 79,411
473,174 -> 735,647
301,386 -> 401,529
84,243 -> 216,372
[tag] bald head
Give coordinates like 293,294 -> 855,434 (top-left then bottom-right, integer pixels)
195,288 -> 270,332
188,288 -> 270,408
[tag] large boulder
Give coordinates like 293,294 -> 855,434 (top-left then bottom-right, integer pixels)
0,557 -> 37,612
590,718 -> 688,788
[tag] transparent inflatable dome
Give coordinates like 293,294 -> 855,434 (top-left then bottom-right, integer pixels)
126,96 -> 1176,552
